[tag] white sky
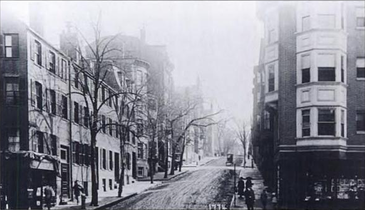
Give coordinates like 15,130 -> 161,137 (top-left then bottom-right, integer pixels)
1,1 -> 263,124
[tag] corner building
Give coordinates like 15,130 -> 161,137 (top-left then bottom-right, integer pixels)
253,1 -> 365,209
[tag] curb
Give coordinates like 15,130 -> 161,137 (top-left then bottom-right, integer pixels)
94,193 -> 138,210
138,170 -> 189,182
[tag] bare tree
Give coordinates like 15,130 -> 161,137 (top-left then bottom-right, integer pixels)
235,120 -> 250,167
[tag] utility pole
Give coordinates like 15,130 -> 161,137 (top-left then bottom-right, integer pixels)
233,163 -> 236,207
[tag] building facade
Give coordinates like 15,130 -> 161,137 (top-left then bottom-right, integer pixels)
252,1 -> 365,209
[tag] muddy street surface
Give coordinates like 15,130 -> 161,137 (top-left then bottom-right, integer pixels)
107,157 -> 243,210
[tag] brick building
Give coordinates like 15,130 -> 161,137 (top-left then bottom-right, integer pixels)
0,11 -> 158,209
251,1 -> 365,209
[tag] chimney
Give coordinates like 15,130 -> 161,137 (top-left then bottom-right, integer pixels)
60,22 -> 80,62
29,2 -> 44,36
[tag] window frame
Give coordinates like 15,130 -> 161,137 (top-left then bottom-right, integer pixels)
318,108 -> 336,136
35,40 -> 42,66
302,109 -> 311,137
4,34 -> 19,58
356,58 -> 365,79
4,77 -> 20,106
356,110 -> 365,133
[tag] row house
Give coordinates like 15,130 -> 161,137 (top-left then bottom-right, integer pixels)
252,1 -> 365,209
0,12 -> 138,209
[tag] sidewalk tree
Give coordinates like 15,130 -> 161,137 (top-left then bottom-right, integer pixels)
234,120 -> 250,167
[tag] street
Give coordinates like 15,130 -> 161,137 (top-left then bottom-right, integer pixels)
106,157 -> 243,210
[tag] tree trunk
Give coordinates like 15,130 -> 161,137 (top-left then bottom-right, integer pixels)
164,138 -> 168,179
170,144 -> 176,175
118,132 -> 125,197
178,137 -> 186,172
149,138 -> 154,184
90,131 -> 98,206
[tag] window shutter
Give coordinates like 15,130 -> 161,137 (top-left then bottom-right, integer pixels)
41,46 -> 46,67
55,55 -> 59,75
30,79 -> 35,106
56,93 -> 61,116
42,87 -> 47,111
80,104 -> 83,125
12,34 -> 19,58
56,137 -> 60,156
30,37 -> 34,61
0,34 -> 4,57
47,89 -> 52,113
45,49 -> 49,70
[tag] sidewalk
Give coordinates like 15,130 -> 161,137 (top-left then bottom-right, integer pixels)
182,156 -> 221,167
231,165 -> 274,210
53,181 -> 159,210
137,168 -> 189,181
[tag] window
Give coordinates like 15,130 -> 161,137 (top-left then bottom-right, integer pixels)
356,58 -> 365,79
84,144 -> 90,166
268,29 -> 275,44
74,71 -> 79,89
102,115 -> 106,133
318,54 -> 336,81
109,151 -> 113,170
318,109 -> 336,136
301,55 -> 311,83
49,89 -> 56,114
341,56 -> 345,83
7,128 -> 20,152
36,131 -> 44,153
62,95 -> 68,119
137,122 -> 143,136
138,143 -> 144,159
318,14 -> 335,29
50,134 -> 57,155
109,90 -> 112,107
126,153 -> 131,170
268,65 -> 275,92
264,111 -> 270,130
102,86 -> 106,101
35,40 -> 42,65
5,78 -> 20,105
35,82 -> 43,109
80,143 -> 84,165
49,52 -> 55,73
109,179 -> 113,190
74,102 -> 79,124
84,107 -> 89,128
102,179 -> 106,192
341,110 -> 345,137
138,167 -> 144,177
302,16 -> 310,31
356,110 -> 365,132
356,7 -> 365,28
302,109 -> 311,137
4,34 -> 19,58
109,118 -> 113,136
102,149 -> 107,170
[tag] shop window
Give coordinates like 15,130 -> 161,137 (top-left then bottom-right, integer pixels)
4,34 -> 19,58
49,51 -> 55,73
35,40 -> 42,65
302,109 -> 311,137
356,110 -> 365,132
7,128 -> 20,152
356,7 -> 365,28
35,82 -> 43,109
356,58 -> 365,79
109,150 -> 113,170
268,65 -> 275,92
302,16 -> 310,31
5,77 -> 20,105
318,109 -> 336,136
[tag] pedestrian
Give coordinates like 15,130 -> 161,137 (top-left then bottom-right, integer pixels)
237,177 -> 245,198
244,187 -> 255,210
271,192 -> 278,210
246,177 -> 253,189
260,189 -> 268,210
73,180 -> 84,204
44,184 -> 55,210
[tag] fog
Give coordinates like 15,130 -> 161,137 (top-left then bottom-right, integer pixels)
2,1 -> 263,124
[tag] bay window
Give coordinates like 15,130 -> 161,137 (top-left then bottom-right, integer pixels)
318,54 -> 336,81
318,109 -> 336,136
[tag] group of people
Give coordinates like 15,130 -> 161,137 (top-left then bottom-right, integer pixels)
237,177 -> 276,210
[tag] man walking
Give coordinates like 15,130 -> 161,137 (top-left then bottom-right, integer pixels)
237,177 -> 245,198
244,187 -> 255,210
44,184 -> 55,210
73,180 -> 84,204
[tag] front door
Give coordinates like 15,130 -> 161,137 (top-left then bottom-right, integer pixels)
132,152 -> 137,179
61,164 -> 69,198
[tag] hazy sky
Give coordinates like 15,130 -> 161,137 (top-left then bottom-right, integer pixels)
2,1 -> 263,124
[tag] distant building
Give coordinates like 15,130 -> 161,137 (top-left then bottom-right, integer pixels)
252,1 -> 365,209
